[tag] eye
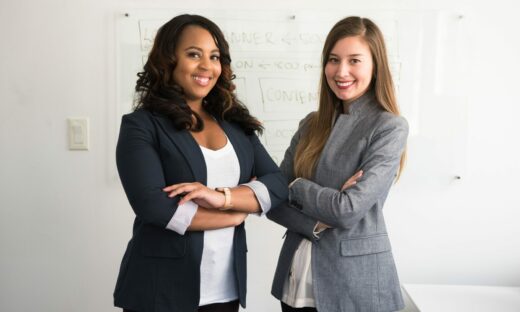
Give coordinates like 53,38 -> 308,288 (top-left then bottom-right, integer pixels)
210,54 -> 221,61
349,59 -> 361,64
327,56 -> 339,64
187,51 -> 201,59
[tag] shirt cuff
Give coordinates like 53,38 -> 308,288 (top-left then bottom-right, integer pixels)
288,177 -> 302,188
241,180 -> 271,216
166,200 -> 198,235
312,222 -> 328,238
288,177 -> 304,210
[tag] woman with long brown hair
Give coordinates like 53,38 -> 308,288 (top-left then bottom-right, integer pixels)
268,16 -> 408,311
113,14 -> 287,312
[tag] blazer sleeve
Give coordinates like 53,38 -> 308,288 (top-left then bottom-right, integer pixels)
288,115 -> 409,230
248,133 -> 289,211
267,114 -> 323,241
116,112 -> 179,228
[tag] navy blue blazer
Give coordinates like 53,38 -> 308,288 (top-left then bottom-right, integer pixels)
113,109 -> 288,312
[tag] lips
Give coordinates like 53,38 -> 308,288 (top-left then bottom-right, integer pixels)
192,75 -> 211,87
336,80 -> 354,89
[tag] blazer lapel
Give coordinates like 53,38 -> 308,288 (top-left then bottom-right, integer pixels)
151,112 -> 207,184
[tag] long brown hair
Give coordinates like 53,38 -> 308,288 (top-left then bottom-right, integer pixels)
294,16 -> 406,179
134,14 -> 262,134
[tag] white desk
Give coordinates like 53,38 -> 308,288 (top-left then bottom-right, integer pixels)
402,284 -> 520,312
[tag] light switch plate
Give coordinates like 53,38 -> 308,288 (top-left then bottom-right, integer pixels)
68,117 -> 89,150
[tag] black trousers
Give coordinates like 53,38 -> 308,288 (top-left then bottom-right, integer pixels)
123,300 -> 239,312
198,300 -> 239,312
281,301 -> 318,312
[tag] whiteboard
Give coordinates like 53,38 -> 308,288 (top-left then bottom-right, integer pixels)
115,10 -> 429,164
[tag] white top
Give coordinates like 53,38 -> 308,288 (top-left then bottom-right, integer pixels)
282,239 -> 315,307
197,139 -> 240,306
281,224 -> 325,308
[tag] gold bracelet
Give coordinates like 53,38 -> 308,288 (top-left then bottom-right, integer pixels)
215,187 -> 233,210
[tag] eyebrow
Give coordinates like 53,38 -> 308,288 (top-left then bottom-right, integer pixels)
329,52 -> 365,57
185,46 -> 220,53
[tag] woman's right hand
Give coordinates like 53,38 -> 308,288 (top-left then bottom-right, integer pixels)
163,182 -> 226,209
341,170 -> 363,191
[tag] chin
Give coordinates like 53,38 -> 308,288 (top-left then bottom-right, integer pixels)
336,93 -> 354,102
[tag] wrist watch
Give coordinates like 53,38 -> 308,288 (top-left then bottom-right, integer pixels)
215,187 -> 233,210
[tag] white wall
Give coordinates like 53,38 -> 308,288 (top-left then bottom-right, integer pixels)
1,0 -> 519,311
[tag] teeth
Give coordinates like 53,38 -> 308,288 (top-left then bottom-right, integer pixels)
193,76 -> 210,85
336,81 -> 353,87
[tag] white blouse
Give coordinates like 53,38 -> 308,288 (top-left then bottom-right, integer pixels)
281,239 -> 316,308
197,139 -> 240,306
281,222 -> 325,308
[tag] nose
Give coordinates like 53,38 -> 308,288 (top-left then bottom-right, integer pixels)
198,56 -> 211,71
336,61 -> 350,78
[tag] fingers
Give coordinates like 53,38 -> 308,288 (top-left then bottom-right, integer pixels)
163,182 -> 202,198
350,170 -> 363,182
178,186 -> 226,207
341,170 -> 363,191
178,189 -> 204,205
163,183 -> 184,194
342,177 -> 358,190
163,182 -> 203,192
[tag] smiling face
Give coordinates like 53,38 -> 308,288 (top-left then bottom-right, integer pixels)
173,25 -> 222,106
324,35 -> 374,106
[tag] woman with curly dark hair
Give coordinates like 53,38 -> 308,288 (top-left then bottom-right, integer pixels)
113,14 -> 288,312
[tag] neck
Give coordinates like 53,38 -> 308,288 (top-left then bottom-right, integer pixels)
342,99 -> 356,114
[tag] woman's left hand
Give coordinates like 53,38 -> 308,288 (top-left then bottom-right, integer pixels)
163,182 -> 225,209
341,170 -> 363,191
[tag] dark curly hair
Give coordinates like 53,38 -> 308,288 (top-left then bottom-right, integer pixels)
134,14 -> 262,134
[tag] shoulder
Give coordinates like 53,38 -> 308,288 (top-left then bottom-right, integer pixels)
299,111 -> 316,128
292,111 -> 316,137
368,110 -> 409,148
118,109 -> 161,141
376,111 -> 408,132
361,97 -> 407,133
121,108 -> 154,125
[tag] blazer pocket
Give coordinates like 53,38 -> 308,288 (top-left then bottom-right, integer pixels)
137,225 -> 186,258
340,234 -> 391,257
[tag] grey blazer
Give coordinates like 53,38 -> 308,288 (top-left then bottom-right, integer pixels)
267,92 -> 408,312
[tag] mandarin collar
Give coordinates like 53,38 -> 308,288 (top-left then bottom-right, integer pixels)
338,90 -> 376,115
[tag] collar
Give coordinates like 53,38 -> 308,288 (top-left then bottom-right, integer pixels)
338,90 -> 376,115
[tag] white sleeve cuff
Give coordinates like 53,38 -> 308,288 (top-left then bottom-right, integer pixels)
312,222 -> 327,238
165,200 -> 198,235
241,180 -> 271,216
